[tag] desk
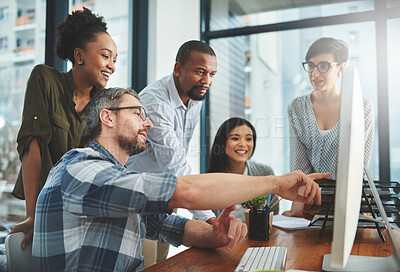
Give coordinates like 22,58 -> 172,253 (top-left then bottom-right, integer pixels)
143,227 -> 399,271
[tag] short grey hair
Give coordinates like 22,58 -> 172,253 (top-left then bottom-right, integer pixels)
86,87 -> 139,139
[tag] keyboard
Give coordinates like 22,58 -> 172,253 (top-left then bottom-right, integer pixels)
235,246 -> 287,272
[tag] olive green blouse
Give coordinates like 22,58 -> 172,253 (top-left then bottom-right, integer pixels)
12,64 -> 97,199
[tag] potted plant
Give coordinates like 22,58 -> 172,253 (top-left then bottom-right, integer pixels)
242,194 -> 267,212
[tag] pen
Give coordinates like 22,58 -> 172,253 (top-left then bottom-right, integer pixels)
270,195 -> 278,205
270,198 -> 282,210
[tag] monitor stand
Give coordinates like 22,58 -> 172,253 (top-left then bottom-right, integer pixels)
322,252 -> 399,271
322,169 -> 400,272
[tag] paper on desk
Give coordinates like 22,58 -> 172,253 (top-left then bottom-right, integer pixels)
286,269 -> 317,272
272,215 -> 320,230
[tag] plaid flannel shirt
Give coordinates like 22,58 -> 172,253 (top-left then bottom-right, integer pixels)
32,141 -> 188,272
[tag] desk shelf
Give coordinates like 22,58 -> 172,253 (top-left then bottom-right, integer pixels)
308,179 -> 400,239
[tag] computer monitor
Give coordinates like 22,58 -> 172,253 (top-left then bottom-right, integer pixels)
322,65 -> 400,271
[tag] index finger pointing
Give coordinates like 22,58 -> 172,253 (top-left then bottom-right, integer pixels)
308,172 -> 331,180
219,205 -> 236,218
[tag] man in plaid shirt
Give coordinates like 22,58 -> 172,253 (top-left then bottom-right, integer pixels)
32,88 -> 327,271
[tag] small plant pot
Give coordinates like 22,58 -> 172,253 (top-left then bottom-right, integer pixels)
248,210 -> 270,241
245,209 -> 273,234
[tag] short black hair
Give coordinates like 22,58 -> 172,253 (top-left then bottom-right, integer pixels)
305,37 -> 348,63
207,118 -> 257,173
175,40 -> 216,66
55,7 -> 108,65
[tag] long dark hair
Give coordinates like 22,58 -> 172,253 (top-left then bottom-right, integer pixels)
207,117 -> 257,173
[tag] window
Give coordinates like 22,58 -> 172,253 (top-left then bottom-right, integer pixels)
0,37 -> 7,50
388,18 -> 400,180
0,0 -> 134,238
209,22 -> 379,179
0,6 -> 9,21
70,0 -> 130,87
203,0 -> 400,183
0,0 -> 46,223
349,31 -> 359,44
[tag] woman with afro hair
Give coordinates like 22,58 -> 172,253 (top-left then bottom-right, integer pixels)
10,8 -> 118,248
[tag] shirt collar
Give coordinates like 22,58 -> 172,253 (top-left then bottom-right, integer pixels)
88,141 -> 125,168
167,73 -> 201,110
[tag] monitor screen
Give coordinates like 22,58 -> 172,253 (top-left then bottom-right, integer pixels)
323,65 -> 400,271
331,65 -> 365,268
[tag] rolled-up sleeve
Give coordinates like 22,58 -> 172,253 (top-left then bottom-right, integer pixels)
143,213 -> 188,247
17,65 -> 52,160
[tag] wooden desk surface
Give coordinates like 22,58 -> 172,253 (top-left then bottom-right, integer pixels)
143,227 -> 399,272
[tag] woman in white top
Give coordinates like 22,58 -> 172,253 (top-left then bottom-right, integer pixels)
283,37 -> 374,219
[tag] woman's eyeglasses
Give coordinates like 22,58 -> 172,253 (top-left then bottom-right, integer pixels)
302,61 -> 338,74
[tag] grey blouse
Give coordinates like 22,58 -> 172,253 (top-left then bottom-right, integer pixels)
288,94 -> 375,179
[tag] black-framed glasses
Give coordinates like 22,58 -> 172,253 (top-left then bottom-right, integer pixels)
107,106 -> 148,121
302,61 -> 338,74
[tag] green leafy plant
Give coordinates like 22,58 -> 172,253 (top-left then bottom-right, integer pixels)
242,194 -> 267,211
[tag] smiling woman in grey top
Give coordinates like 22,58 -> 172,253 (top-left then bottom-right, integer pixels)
208,118 -> 279,222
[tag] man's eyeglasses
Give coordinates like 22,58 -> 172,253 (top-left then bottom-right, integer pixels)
107,106 -> 148,121
302,61 -> 338,74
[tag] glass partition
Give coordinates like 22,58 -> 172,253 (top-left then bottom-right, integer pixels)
209,22 -> 379,180
0,0 -> 131,228
71,0 -> 130,87
388,18 -> 400,180
0,0 -> 46,224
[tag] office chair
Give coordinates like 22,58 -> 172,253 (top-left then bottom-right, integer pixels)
5,232 -> 32,272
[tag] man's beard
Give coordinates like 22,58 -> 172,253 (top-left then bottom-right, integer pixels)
118,132 -> 146,157
187,86 -> 208,101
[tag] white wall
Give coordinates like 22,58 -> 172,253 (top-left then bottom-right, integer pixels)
147,0 -> 201,174
148,0 -> 200,81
